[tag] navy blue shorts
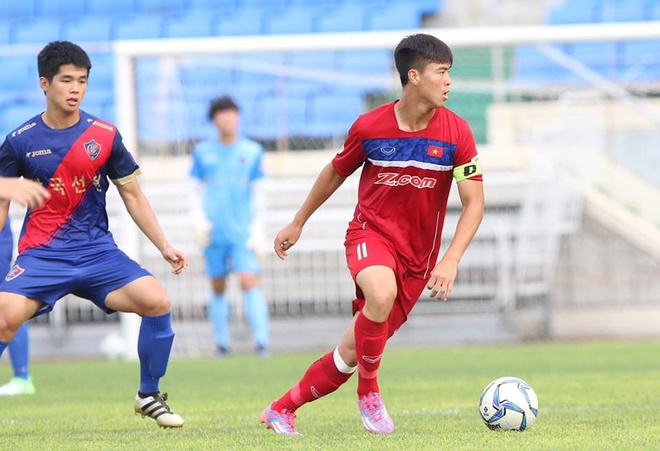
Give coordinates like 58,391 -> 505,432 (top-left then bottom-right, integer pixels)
1,248 -> 151,317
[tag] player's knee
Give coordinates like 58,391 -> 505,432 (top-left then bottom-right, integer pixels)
364,292 -> 395,321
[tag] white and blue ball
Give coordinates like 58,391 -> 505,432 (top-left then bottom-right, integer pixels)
479,376 -> 539,431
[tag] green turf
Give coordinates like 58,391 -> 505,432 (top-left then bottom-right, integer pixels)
1,340 -> 658,450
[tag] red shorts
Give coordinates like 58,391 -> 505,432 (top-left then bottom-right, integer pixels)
345,228 -> 428,338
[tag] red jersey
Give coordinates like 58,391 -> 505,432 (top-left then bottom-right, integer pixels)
332,101 -> 482,279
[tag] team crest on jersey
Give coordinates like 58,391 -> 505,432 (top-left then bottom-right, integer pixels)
380,146 -> 396,156
5,264 -> 24,282
84,139 -> 102,160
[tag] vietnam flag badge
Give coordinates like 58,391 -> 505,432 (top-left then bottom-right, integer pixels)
427,145 -> 443,158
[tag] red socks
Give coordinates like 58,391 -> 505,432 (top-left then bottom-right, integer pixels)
354,313 -> 388,397
273,349 -> 355,412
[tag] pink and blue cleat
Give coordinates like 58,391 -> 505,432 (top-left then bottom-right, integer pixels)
358,392 -> 395,434
261,402 -> 301,436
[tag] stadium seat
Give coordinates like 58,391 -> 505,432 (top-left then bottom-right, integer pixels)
336,49 -> 393,75
0,0 -> 37,21
10,18 -> 63,44
0,101 -> 45,138
618,39 -> 660,81
0,56 -> 36,93
112,13 -> 165,40
306,91 -> 364,137
163,10 -> 219,38
138,0 -> 188,15
366,2 -> 423,30
188,0 -> 236,8
602,0 -> 647,22
512,44 -> 581,85
571,41 -> 618,77
88,53 -> 115,94
212,7 -> 268,36
62,16 -> 115,42
0,21 -> 11,45
39,0 -> 87,19
246,95 -> 309,139
263,6 -> 319,34
85,0 -> 137,18
316,4 -> 367,32
546,0 -> 602,24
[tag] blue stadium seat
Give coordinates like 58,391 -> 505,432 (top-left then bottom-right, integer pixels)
188,0 -> 240,12
62,16 -> 115,42
138,0 -> 188,14
366,2 -> 423,30
0,0 -> 37,21
85,0 -> 136,17
306,91 -> 363,137
40,0 -> 87,19
512,44 -> 581,85
88,53 -> 115,93
242,0 -> 290,8
264,6 -> 319,34
0,56 -> 36,92
603,0 -> 647,22
246,95 -> 309,139
336,49 -> 393,75
11,18 -> 63,44
618,39 -> 660,82
212,7 -> 268,36
0,101 -> 45,138
163,10 -> 219,38
571,41 -> 618,77
317,4 -> 367,32
112,13 -> 165,40
546,0 -> 602,23
0,21 -> 11,45
232,53 -> 285,89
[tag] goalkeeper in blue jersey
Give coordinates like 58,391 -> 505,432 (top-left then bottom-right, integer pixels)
189,96 -> 270,357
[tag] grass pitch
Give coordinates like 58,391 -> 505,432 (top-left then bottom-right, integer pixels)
1,340 -> 658,450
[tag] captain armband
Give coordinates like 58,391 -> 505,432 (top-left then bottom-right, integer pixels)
453,159 -> 482,182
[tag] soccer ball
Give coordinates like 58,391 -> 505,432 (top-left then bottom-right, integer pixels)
479,376 -> 539,431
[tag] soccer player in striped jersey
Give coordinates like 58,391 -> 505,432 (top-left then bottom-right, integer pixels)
261,33 -> 485,435
0,41 -> 187,428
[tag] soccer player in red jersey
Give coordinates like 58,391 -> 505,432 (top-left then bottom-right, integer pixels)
261,33 -> 485,435
0,41 -> 187,428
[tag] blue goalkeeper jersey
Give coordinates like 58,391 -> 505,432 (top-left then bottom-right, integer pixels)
0,111 -> 140,257
190,136 -> 264,245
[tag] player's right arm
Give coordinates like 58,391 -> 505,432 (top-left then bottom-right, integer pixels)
274,162 -> 346,260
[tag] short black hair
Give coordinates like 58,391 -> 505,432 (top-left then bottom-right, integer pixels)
208,95 -> 239,120
394,33 -> 453,87
38,41 -> 91,82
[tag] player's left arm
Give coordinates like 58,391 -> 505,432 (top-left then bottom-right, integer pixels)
115,176 -> 188,274
427,178 -> 485,301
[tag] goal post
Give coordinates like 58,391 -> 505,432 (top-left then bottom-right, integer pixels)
106,22 -> 660,356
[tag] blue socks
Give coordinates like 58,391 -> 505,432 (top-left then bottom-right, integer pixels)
8,323 -> 30,379
208,294 -> 230,350
138,313 -> 174,395
245,288 -> 269,348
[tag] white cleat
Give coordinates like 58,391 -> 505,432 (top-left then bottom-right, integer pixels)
134,392 -> 184,428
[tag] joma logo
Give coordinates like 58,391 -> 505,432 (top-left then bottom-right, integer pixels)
375,172 -> 437,189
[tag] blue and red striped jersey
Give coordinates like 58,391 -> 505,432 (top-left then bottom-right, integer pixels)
0,111 -> 140,255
